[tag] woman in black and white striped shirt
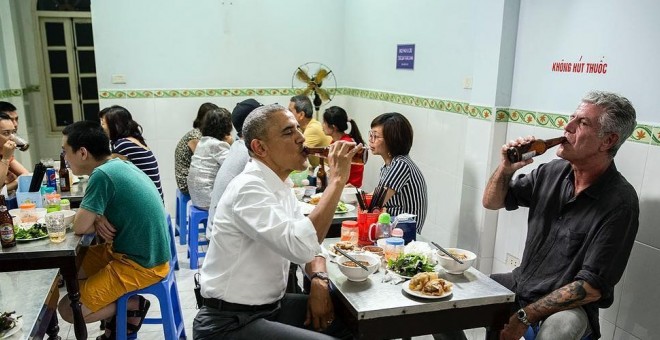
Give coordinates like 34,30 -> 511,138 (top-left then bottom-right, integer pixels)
369,112 -> 428,232
99,105 -> 164,201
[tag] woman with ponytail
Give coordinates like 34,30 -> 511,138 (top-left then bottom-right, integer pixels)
322,105 -> 365,187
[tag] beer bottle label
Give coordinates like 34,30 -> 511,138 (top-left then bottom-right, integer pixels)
521,151 -> 537,161
0,223 -> 14,242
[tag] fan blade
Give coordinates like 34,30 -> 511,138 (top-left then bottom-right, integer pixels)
295,68 -> 311,83
314,68 -> 330,85
317,88 -> 331,102
303,88 -> 313,97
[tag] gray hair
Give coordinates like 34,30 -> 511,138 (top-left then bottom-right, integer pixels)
242,104 -> 287,155
290,95 -> 313,118
582,91 -> 636,158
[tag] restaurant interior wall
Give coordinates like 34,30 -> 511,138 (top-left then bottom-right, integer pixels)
2,0 -> 660,338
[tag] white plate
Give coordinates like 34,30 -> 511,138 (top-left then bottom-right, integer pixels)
402,283 -> 452,299
299,202 -> 356,215
0,317 -> 23,339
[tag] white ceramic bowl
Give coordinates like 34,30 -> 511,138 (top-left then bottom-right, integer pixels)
340,187 -> 359,205
335,253 -> 380,282
9,208 -> 48,222
437,248 -> 477,274
38,210 -> 76,227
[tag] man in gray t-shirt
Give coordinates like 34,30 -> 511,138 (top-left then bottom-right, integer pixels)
208,99 -> 262,223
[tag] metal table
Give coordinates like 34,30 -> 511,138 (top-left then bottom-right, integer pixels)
0,269 -> 61,339
0,232 -> 95,340
322,238 -> 515,339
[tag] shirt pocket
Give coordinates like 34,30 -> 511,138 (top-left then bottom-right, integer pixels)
558,228 -> 587,257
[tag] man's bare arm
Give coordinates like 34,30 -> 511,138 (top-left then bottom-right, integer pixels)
524,280 -> 602,323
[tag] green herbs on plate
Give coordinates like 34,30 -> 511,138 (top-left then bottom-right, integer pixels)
14,223 -> 48,240
387,253 -> 435,277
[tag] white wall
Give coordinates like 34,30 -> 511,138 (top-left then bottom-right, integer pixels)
92,0 -> 346,90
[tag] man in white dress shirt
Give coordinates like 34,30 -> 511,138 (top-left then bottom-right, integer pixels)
193,104 -> 359,339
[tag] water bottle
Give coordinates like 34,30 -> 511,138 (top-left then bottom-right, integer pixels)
368,212 -> 392,243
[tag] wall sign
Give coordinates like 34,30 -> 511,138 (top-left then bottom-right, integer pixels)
551,56 -> 607,74
396,44 -> 415,70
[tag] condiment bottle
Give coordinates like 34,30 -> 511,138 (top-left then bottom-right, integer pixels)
19,202 -> 38,223
368,212 -> 393,245
390,228 -> 404,238
59,152 -> 70,192
384,237 -> 404,262
340,220 -> 359,246
304,146 -> 368,165
506,136 -> 567,163
316,158 -> 327,193
45,193 -> 62,213
0,195 -> 16,248
60,199 -> 71,211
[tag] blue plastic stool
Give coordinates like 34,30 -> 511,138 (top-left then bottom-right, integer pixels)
175,189 -> 190,245
187,205 -> 209,270
166,214 -> 179,271
115,263 -> 186,340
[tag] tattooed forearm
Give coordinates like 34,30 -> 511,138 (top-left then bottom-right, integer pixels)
483,167 -> 514,209
526,280 -> 601,322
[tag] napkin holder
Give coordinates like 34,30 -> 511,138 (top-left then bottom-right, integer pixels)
16,174 -> 44,208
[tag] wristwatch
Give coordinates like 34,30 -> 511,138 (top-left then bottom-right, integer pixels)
310,271 -> 330,283
516,308 -> 531,326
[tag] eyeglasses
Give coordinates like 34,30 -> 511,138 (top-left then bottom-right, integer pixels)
368,131 -> 383,141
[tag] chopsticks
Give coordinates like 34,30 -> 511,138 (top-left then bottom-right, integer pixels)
431,241 -> 464,264
334,246 -> 370,271
355,188 -> 367,211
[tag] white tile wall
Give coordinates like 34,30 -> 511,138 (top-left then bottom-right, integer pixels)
638,146 -> 660,249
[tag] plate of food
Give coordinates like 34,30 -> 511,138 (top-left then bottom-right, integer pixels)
14,223 -> 49,242
402,272 -> 453,299
0,311 -> 22,339
387,253 -> 436,278
327,241 -> 358,257
300,200 -> 355,215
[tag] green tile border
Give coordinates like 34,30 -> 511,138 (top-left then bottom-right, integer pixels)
98,86 -> 659,145
0,85 -> 40,99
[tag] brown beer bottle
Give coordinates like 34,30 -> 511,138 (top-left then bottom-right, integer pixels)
316,158 -> 328,193
59,152 -> 70,192
507,136 -> 567,163
303,146 -> 368,165
0,195 -> 16,248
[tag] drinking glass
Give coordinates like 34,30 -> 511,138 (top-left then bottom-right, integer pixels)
45,212 -> 66,243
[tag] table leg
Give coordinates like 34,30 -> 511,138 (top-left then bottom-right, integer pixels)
61,264 -> 88,340
46,312 -> 61,340
485,327 -> 501,340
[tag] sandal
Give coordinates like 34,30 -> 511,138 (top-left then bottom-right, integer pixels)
95,296 -> 150,340
126,295 -> 151,335
96,316 -> 116,340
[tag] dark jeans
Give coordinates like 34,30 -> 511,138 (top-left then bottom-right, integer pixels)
193,294 -> 351,340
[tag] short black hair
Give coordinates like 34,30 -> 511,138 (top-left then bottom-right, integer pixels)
371,112 -> 414,157
62,121 -> 111,160
193,102 -> 219,129
290,95 -> 313,118
0,101 -> 17,114
201,108 -> 233,140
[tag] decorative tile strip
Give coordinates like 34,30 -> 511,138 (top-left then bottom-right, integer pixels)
0,85 -> 40,98
97,87 -> 658,144
652,126 -> 660,146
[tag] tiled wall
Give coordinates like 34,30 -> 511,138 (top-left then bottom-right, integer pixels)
98,87 -> 659,339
